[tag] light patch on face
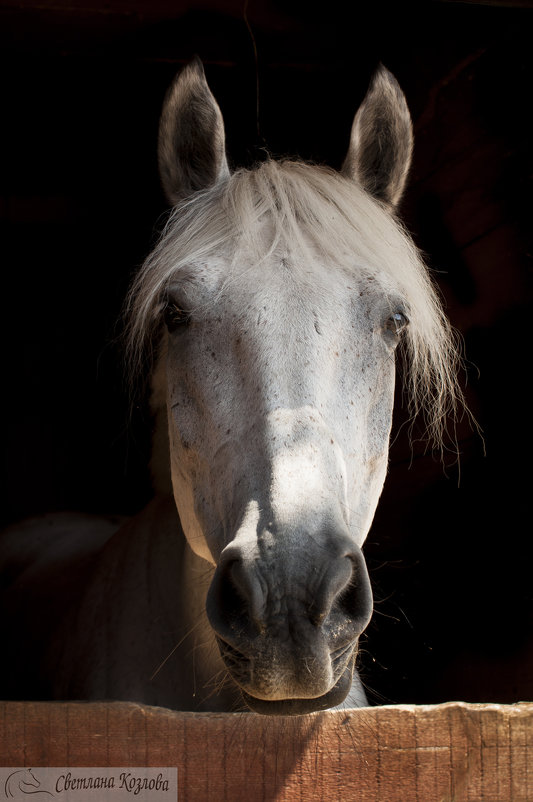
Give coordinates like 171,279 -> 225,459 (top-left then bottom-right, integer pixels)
224,498 -> 262,557
267,406 -> 349,533
168,426 -> 216,565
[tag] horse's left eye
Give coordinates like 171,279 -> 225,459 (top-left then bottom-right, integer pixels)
384,311 -> 409,338
164,302 -> 190,331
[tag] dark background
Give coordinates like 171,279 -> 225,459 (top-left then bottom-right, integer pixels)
1,0 -> 532,705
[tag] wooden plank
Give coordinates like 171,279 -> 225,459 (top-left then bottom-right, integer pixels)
0,702 -> 531,801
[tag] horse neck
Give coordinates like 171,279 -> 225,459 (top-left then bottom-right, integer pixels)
51,497 -> 227,709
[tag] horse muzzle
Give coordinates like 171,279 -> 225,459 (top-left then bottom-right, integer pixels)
206,536 -> 373,714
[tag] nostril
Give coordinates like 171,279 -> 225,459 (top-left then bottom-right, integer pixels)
208,560 -> 246,630
312,550 -> 373,640
337,553 -> 373,633
309,555 -> 353,627
206,556 -> 265,641
224,561 -> 247,616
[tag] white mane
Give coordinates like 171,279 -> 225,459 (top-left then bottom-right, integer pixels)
125,158 -> 463,446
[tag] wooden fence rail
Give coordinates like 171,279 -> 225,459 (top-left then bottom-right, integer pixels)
0,701 -> 531,801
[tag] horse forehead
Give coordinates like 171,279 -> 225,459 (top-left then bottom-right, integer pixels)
207,255 -> 367,327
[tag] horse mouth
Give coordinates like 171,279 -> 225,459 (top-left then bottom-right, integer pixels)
240,663 -> 354,716
216,636 -> 357,715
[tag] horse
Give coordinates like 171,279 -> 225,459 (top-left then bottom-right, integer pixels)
0,59 -> 461,715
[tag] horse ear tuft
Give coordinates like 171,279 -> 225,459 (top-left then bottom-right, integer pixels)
158,58 -> 230,205
342,65 -> 413,209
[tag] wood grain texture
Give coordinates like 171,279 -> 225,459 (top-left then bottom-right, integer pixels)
0,702 -> 531,801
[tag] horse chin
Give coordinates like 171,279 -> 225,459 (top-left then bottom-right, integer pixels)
240,664 -> 354,716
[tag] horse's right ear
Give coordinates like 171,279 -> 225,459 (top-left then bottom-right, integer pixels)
158,58 -> 230,205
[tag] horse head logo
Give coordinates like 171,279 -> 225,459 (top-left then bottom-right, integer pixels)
4,769 -> 54,799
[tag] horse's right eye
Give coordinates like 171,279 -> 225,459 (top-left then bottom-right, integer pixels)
164,302 -> 190,331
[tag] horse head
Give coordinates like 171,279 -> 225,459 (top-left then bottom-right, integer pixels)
127,60 -> 459,714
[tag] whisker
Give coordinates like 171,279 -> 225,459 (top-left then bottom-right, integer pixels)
149,620 -> 205,682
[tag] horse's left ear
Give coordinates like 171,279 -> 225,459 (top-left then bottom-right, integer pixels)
158,57 -> 230,205
342,65 -> 413,209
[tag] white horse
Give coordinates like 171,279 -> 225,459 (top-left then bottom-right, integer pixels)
0,60 -> 461,714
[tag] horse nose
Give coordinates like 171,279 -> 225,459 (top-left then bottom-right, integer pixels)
206,541 -> 373,647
